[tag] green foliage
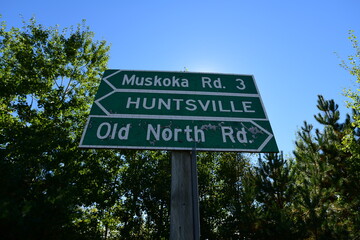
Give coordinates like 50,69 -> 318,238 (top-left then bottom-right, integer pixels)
339,30 -> 360,239
294,95 -> 359,239
290,32 -> 360,239
340,31 -> 360,161
254,153 -> 301,240
197,152 -> 259,239
115,150 -> 171,240
0,17 -> 114,239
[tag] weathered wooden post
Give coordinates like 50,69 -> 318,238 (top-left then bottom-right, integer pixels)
170,150 -> 200,240
170,151 -> 194,240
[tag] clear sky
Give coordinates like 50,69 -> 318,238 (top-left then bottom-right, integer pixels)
3,0 -> 360,155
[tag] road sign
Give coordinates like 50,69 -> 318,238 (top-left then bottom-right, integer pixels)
79,70 -> 278,152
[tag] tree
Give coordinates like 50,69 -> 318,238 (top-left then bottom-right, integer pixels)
196,152 -> 260,239
254,153 -> 301,240
0,17 -> 117,239
114,150 -> 171,240
338,30 -> 360,239
293,95 -> 359,239
341,31 -> 360,129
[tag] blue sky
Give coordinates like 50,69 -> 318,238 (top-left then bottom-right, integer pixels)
3,0 -> 360,155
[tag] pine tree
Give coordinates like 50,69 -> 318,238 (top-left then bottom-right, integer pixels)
254,153 -> 301,240
293,95 -> 359,239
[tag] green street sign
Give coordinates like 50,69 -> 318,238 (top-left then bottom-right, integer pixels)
80,70 -> 278,152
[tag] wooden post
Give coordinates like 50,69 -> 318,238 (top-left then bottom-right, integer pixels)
170,150 -> 200,240
191,148 -> 200,240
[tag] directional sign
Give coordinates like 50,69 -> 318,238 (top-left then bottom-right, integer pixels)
79,70 -> 279,152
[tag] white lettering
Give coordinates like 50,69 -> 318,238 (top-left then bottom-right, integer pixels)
135,77 -> 144,85
198,100 -> 210,111
146,124 -> 160,141
162,128 -> 172,141
144,77 -> 152,86
212,100 -> 217,111
122,74 -> 136,85
172,99 -> 183,110
111,123 -> 118,139
125,97 -> 256,115
194,126 -> 205,142
230,101 -> 243,112
174,128 -> 182,141
97,122 -> 112,139
96,122 -> 130,140
146,124 -> 206,143
172,76 -> 180,87
181,79 -> 189,87
201,77 -> 212,88
213,77 -> 222,88
221,126 -> 248,143
158,98 -> 171,110
236,79 -> 246,90
163,78 -> 171,87
185,99 -> 197,111
184,125 -> 193,142
118,124 -> 130,140
122,74 -> 189,88
154,76 -> 162,86
143,98 -> 156,110
218,101 -> 230,112
236,127 -> 248,143
243,101 -> 255,113
126,97 -> 140,109
221,126 -> 235,143
201,76 -> 222,88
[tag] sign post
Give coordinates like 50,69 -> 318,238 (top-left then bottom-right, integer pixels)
191,146 -> 200,240
80,70 -> 279,240
170,151 -> 195,240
